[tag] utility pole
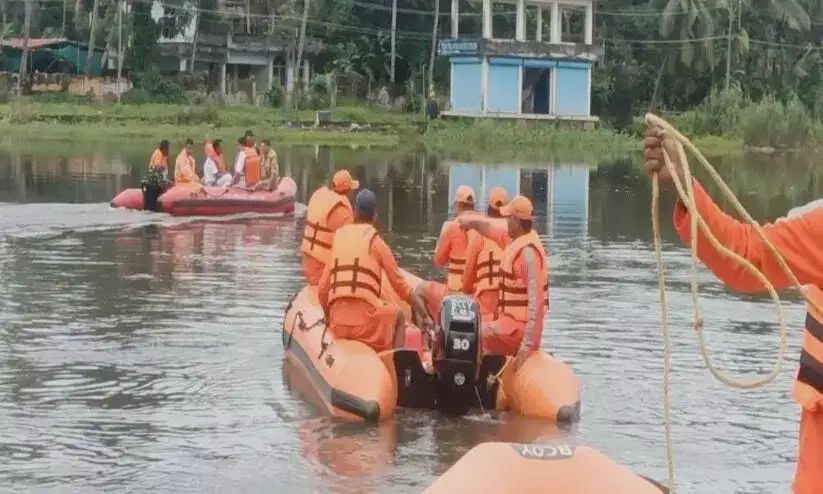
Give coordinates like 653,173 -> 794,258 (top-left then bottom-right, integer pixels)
428,0 -> 439,92
725,1 -> 733,90
62,0 -> 67,36
390,0 -> 397,86
117,0 -> 123,102
190,1 -> 200,73
85,0 -> 100,78
295,0 -> 310,105
18,0 -> 32,96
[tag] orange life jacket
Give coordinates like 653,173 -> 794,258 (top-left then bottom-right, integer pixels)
443,217 -> 473,291
793,285 -> 823,411
498,230 -> 548,323
243,146 -> 260,186
328,223 -> 382,307
301,187 -> 352,264
470,225 -> 505,296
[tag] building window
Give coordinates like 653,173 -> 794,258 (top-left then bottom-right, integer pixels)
521,66 -> 551,114
560,4 -> 585,44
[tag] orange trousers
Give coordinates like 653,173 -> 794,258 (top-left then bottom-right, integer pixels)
302,254 -> 325,286
329,299 -> 400,353
794,408 -> 823,494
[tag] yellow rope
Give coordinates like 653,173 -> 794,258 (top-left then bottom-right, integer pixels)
645,113 -> 823,493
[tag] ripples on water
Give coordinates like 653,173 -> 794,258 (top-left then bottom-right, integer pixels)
0,146 -> 813,493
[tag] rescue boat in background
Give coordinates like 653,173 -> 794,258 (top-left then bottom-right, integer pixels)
281,272 -> 581,422
109,177 -> 296,216
424,441 -> 668,494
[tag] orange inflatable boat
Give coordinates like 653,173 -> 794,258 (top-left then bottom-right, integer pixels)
424,440 -> 668,494
282,273 -> 580,422
110,177 -> 296,216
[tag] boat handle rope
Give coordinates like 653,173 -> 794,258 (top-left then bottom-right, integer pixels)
646,113 -> 823,494
286,311 -> 324,350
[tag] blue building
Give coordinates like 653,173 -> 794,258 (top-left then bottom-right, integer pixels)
438,0 -> 601,123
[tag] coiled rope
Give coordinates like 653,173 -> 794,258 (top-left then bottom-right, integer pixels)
646,113 -> 823,493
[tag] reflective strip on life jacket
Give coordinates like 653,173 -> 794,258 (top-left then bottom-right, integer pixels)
328,223 -> 382,307
301,187 -> 352,265
793,288 -> 823,410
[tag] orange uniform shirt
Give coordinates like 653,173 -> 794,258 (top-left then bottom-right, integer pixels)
174,151 -> 199,185
149,149 -> 168,170
435,211 -> 476,290
301,202 -> 355,285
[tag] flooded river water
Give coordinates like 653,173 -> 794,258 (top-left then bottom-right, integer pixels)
0,140 -> 819,493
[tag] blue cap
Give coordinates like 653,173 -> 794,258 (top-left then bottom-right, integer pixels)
355,188 -> 376,219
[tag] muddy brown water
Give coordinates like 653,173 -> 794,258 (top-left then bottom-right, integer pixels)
0,141 -> 818,493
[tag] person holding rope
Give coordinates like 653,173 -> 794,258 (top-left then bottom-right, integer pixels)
645,123 -> 823,494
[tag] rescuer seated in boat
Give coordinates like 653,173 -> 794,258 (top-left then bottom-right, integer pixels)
231,136 -> 261,189
301,169 -> 360,285
149,140 -> 170,179
435,185 -> 478,292
456,195 -> 549,370
415,187 -> 511,325
252,139 -> 280,191
202,139 -> 232,187
174,138 -> 202,189
461,186 -> 509,320
318,188 -> 431,353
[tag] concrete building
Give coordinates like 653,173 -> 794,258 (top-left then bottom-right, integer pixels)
151,0 -> 324,100
437,0 -> 601,122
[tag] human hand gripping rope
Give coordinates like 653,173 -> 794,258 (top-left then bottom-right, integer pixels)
645,113 -> 823,493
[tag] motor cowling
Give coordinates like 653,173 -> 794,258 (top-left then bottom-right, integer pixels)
435,294 -> 481,415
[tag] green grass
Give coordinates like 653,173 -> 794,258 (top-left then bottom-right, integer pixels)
422,119 -> 638,161
0,100 -> 418,146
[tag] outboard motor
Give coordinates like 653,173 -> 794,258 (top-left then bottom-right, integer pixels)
435,294 -> 481,415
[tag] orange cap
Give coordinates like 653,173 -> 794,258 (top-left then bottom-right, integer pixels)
332,170 -> 360,193
453,185 -> 476,205
500,194 -> 534,220
488,187 -> 508,210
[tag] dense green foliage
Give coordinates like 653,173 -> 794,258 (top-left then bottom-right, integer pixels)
6,0 -> 823,147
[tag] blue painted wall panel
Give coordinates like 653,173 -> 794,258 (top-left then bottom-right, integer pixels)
487,63 -> 519,113
555,64 -> 589,116
451,61 -> 482,112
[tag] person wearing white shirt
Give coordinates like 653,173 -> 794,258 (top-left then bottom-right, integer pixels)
202,139 -> 232,187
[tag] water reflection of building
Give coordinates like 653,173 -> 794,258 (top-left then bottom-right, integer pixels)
445,161 -> 591,237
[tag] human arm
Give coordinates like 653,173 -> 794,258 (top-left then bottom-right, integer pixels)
458,216 -> 510,249
644,123 -> 823,292
318,263 -> 332,312
373,237 -> 412,302
461,233 -> 481,294
673,181 -> 823,292
515,247 -> 545,368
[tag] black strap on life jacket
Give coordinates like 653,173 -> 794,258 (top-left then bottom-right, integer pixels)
303,220 -> 333,251
330,257 -> 382,297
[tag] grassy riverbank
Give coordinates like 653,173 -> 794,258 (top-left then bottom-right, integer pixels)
0,100 -> 743,159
